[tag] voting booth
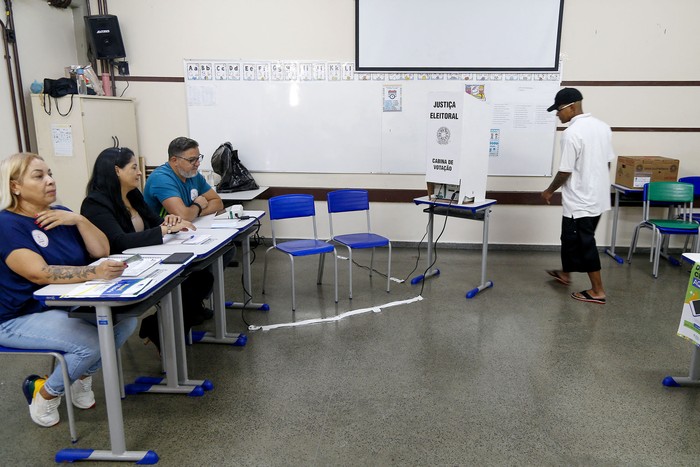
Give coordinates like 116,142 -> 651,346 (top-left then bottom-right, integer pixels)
425,90 -> 491,204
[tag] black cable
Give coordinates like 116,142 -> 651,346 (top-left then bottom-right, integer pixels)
119,79 -> 130,97
238,272 -> 253,327
402,228 -> 428,283
416,190 -> 457,296
348,257 -> 388,278
418,203 -> 451,296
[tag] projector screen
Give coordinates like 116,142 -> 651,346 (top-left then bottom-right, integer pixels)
356,0 -> 564,72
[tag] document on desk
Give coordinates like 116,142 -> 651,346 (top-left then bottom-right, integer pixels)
107,255 -> 162,277
61,278 -> 154,298
163,233 -> 212,244
193,214 -> 214,228
211,212 -> 256,229
211,218 -> 244,229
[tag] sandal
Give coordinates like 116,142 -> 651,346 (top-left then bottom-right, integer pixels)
546,270 -> 570,286
571,290 -> 606,305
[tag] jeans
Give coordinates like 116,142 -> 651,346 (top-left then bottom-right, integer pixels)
0,309 -> 138,396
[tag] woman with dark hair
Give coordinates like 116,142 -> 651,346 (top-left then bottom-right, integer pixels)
81,147 -> 214,351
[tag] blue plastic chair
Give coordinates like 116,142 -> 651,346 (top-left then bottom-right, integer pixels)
627,182 -> 700,277
262,194 -> 338,311
327,189 -> 391,299
0,345 -> 77,443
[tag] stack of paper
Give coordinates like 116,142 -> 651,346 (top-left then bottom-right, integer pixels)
164,233 -> 212,244
110,255 -> 162,277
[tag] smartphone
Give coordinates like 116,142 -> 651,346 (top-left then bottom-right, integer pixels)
161,252 -> 194,264
691,300 -> 700,317
124,254 -> 142,264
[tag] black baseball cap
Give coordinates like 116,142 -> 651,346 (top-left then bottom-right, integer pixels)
547,88 -> 583,112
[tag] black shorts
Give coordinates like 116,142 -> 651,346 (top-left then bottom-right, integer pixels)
560,215 -> 601,273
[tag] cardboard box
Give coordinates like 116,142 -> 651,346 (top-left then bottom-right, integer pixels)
615,156 -> 679,188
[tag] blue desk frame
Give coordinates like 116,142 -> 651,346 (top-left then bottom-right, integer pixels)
412,196 -> 496,299
34,260 -> 189,464
125,228 -> 249,346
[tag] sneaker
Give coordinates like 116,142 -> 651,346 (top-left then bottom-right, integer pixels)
22,375 -> 61,427
70,376 -> 96,409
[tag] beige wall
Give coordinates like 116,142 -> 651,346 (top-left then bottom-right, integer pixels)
0,2 -> 78,155
4,0 -> 700,247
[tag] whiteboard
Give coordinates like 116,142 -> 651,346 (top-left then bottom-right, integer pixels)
356,0 -> 564,71
185,60 -> 560,176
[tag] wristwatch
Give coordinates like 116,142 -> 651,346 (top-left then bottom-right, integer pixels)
192,201 -> 203,217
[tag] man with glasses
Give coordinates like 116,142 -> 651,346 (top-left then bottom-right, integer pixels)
541,88 -> 615,305
144,136 -> 224,220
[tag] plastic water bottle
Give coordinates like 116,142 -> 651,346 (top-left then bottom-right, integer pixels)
76,68 -> 88,95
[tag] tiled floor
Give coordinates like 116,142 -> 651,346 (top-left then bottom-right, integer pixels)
2,246 -> 700,466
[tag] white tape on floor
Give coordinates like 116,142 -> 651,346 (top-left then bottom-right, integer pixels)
248,295 -> 423,332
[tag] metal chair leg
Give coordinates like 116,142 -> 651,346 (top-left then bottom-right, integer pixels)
317,253 -> 325,285
386,243 -> 392,293
347,248 -> 353,299
628,224 -> 643,262
653,229 -> 662,277
333,251 -> 338,303
55,353 -> 78,443
262,247 -> 274,294
289,255 -> 296,311
316,253 -> 325,285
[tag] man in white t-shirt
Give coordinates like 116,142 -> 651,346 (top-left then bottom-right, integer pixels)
541,88 -> 615,305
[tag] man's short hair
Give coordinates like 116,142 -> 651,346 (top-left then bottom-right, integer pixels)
168,136 -> 199,158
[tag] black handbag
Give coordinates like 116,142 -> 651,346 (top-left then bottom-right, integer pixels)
211,142 -> 259,193
43,77 -> 77,98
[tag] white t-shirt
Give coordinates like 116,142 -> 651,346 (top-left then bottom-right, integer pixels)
558,113 -> 615,218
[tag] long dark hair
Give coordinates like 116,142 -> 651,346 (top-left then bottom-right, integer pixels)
86,147 -> 136,216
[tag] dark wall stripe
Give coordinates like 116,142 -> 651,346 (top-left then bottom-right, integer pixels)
115,76 -> 184,82
259,187 -> 561,205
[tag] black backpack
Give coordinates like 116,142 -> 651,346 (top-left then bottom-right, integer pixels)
211,142 -> 259,193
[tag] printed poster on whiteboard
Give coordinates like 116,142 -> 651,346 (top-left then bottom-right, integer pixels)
475,80 -> 560,176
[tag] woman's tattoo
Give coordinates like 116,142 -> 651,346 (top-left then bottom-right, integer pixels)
43,265 -> 96,281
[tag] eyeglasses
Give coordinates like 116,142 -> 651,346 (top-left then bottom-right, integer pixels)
556,102 -> 575,112
176,154 -> 204,165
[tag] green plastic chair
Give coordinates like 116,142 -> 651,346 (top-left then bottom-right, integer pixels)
627,181 -> 700,277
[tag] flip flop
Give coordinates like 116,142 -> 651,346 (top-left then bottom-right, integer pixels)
546,270 -> 570,286
571,290 -> 606,305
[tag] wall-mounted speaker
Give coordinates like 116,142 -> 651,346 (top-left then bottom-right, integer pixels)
84,15 -> 126,60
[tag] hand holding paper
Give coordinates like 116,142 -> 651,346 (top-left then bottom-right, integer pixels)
95,259 -> 127,280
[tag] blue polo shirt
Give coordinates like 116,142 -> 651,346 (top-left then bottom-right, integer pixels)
0,207 -> 89,323
143,163 -> 212,217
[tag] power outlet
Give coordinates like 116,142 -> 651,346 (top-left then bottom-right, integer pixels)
117,61 -> 130,76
